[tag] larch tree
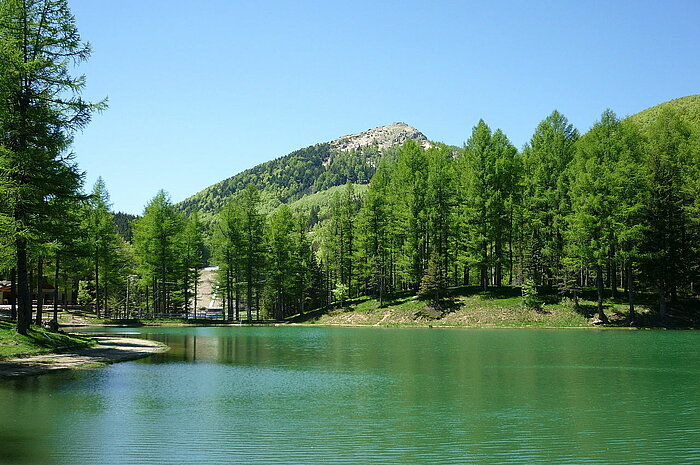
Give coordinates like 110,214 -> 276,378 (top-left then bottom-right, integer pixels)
178,213 -> 204,319
85,177 -> 120,317
566,110 -> 628,323
213,199 -> 244,320
0,0 -> 105,334
356,160 -> 393,306
424,144 -> 455,288
521,111 -> 578,289
641,108 -> 696,320
391,139 -> 427,289
239,184 -> 265,321
133,190 -> 183,317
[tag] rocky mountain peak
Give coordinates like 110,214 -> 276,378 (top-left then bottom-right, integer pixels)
330,122 -> 431,152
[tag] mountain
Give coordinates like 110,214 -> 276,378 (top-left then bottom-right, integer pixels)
626,94 -> 700,132
176,122 -> 429,219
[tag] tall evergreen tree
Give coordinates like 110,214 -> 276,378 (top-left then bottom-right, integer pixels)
641,108 -> 696,319
178,213 -> 204,319
458,122 -> 519,289
133,190 -> 183,316
425,144 -> 455,288
328,182 -> 359,296
239,184 -> 265,320
85,178 -> 121,317
356,161 -> 393,305
213,199 -> 244,320
0,0 -> 105,334
267,205 -> 298,319
521,111 -> 578,288
391,139 -> 428,288
566,110 -> 632,323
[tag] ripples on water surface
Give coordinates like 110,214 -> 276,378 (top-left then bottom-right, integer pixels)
1,327 -> 698,464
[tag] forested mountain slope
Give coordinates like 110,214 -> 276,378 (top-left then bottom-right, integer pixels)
176,122 -> 430,217
627,94 -> 700,132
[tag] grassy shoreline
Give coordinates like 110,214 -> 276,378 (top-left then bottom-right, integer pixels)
0,321 -> 96,361
289,286 -> 699,329
45,286 -> 699,330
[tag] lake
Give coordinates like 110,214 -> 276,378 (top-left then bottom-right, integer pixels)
1,326 -> 698,464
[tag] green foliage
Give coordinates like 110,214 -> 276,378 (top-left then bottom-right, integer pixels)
77,280 -> 92,306
0,0 -> 106,333
640,108 -> 698,318
177,143 -> 385,222
133,190 -> 184,315
458,121 -> 520,289
627,94 -> 700,135
332,283 -> 349,307
521,279 -> 543,310
114,212 -> 138,242
418,256 -> 447,304
521,110 -> 579,286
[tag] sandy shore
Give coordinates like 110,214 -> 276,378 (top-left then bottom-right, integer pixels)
0,336 -> 169,378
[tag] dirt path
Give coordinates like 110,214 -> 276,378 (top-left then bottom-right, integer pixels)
0,336 -> 168,379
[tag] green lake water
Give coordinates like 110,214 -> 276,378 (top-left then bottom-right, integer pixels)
1,326 -> 698,464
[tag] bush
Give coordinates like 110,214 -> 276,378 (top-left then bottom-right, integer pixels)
522,279 -> 544,310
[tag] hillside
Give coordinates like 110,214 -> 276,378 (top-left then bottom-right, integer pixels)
626,94 -> 700,132
176,123 -> 429,219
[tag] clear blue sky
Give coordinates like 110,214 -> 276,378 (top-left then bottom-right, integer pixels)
68,0 -> 700,215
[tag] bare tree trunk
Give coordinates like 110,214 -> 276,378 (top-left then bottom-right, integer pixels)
495,239 -> 503,288
659,286 -> 667,321
595,266 -> 608,324
35,257 -> 43,326
53,256 -> 60,324
194,269 -> 198,320
95,246 -> 101,318
184,263 -> 189,320
16,238 -> 31,335
227,268 -> 233,321
10,268 -> 17,321
610,241 -> 618,300
235,268 -> 240,321
626,262 -> 635,325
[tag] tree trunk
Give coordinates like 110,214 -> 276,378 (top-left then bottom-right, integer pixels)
610,245 -> 618,300
659,286 -> 667,321
184,263 -> 189,320
104,281 -> 109,318
235,269 -> 240,321
481,241 -> 488,291
53,256 -> 60,324
95,246 -> 101,318
495,239 -> 503,287
35,257 -> 44,326
16,237 -> 31,334
626,262 -> 636,325
246,261 -> 253,322
595,266 -> 608,324
194,269 -> 198,320
10,268 -> 17,321
227,268 -> 233,321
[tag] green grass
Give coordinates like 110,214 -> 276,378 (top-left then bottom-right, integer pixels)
0,321 -> 95,360
290,286 -> 699,329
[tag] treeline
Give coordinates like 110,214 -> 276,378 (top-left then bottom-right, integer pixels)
312,108 -> 700,323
